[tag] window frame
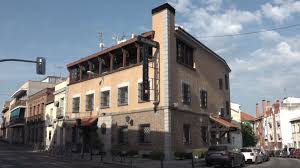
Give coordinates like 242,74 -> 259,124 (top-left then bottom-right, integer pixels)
118,126 -> 128,144
200,89 -> 208,109
100,90 -> 110,108
182,81 -> 191,105
85,93 -> 95,111
176,39 -> 194,68
72,96 -> 80,113
183,124 -> 191,145
139,124 -> 151,144
118,86 -> 129,106
219,78 -> 223,90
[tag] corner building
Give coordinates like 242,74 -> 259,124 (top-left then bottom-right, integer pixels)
66,3 -> 232,159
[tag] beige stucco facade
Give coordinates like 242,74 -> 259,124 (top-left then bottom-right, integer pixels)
66,3 -> 231,159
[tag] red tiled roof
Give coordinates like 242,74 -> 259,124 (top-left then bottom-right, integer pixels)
210,115 -> 238,128
241,112 -> 255,122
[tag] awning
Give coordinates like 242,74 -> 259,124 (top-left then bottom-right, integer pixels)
210,115 -> 238,129
80,117 -> 98,127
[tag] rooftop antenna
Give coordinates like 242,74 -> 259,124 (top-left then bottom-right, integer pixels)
112,33 -> 119,44
98,32 -> 105,51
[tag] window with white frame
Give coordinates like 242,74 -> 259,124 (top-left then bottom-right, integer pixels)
182,82 -> 191,104
72,97 -> 80,112
118,86 -> 128,106
101,90 -> 110,108
85,93 -> 94,111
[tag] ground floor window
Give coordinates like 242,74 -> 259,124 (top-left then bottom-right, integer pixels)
118,126 -> 128,144
139,124 -> 151,143
183,124 -> 191,144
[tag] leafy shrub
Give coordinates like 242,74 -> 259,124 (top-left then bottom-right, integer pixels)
150,151 -> 165,160
192,148 -> 208,158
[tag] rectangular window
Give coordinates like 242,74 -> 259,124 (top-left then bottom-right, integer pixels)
177,39 -> 194,68
220,108 -> 225,117
225,74 -> 229,90
201,126 -> 207,143
200,90 -> 208,108
59,98 -> 64,109
182,83 -> 191,104
101,90 -> 110,108
118,86 -> 128,106
41,103 -> 44,113
85,94 -> 94,111
183,124 -> 191,144
138,82 -> 149,102
72,97 -> 80,112
219,78 -> 223,90
118,126 -> 128,144
139,124 -> 151,143
226,101 -> 230,115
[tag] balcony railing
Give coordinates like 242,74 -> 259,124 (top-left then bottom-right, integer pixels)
10,100 -> 26,110
68,111 -> 97,119
9,118 -> 25,126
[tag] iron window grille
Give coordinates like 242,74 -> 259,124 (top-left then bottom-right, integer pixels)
85,94 -> 94,111
138,83 -> 149,102
101,90 -> 110,108
118,86 -> 128,106
182,83 -> 191,104
139,124 -> 151,143
72,97 -> 80,113
200,90 -> 208,108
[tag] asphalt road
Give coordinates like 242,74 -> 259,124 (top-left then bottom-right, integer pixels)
1,141 -> 300,168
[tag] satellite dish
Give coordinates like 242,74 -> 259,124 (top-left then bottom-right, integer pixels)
99,43 -> 105,50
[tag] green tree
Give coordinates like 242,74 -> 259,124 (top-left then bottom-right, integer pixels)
242,122 -> 257,147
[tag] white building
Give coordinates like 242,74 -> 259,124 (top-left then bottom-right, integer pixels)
231,102 -> 242,148
279,97 -> 300,148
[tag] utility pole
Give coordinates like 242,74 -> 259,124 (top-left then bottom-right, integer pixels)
0,57 -> 46,75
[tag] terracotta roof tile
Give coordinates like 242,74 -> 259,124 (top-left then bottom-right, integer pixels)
241,112 -> 255,122
210,115 -> 238,128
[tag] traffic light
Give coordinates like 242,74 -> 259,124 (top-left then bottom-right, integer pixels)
36,57 -> 46,75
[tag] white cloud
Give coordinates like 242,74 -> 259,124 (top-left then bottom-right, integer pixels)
261,0 -> 300,23
168,0 -> 192,13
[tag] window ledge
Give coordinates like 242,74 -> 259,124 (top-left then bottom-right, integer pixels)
100,106 -> 110,109
118,103 -> 128,106
177,62 -> 196,71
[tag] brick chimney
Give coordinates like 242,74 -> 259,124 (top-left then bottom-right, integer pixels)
151,3 -> 175,160
256,103 -> 260,117
262,100 -> 267,116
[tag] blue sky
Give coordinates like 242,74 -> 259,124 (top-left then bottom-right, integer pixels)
1,0 -> 300,116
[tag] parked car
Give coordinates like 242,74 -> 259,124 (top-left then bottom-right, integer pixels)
289,148 -> 296,158
292,148 -> 300,158
205,145 -> 245,167
241,148 -> 263,164
280,149 -> 288,158
261,150 -> 270,162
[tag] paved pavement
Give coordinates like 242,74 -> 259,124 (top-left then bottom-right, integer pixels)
1,141 -> 300,168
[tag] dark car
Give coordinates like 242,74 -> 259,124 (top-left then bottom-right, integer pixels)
292,149 -> 300,158
289,148 -> 295,158
205,145 -> 245,168
261,150 -> 270,162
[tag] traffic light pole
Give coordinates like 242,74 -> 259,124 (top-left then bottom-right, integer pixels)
0,57 -> 46,75
0,58 -> 37,63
